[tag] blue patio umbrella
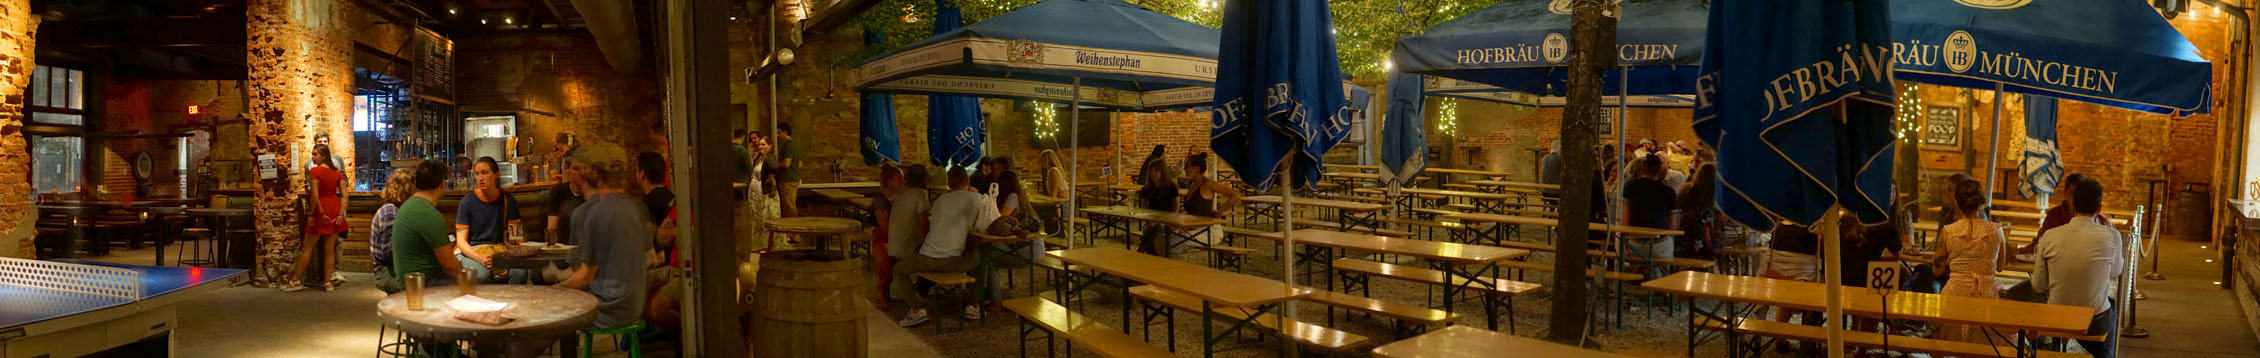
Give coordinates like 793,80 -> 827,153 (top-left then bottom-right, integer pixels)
860,30 -> 903,165
927,0 -> 985,169
1391,0 -> 1707,97
1892,0 -> 2210,115
853,0 -> 1224,248
1379,71 -> 1428,191
1211,0 -> 1351,192
1696,1 -> 1895,354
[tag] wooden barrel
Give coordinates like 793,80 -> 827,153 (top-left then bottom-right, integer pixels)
751,250 -> 868,358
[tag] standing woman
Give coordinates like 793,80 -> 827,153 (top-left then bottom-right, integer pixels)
1936,178 -> 2008,343
1180,153 -> 1239,247
287,144 -> 349,292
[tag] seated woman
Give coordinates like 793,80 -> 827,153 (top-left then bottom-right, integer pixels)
454,157 -> 526,284
368,168 -> 418,294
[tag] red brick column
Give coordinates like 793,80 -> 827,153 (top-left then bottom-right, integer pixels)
0,1 -> 33,258
247,0 -> 354,285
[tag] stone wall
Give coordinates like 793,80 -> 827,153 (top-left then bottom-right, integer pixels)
0,0 -> 31,258
454,31 -> 665,157
246,0 -> 355,286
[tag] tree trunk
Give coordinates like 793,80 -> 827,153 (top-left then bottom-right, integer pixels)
1548,0 -> 1615,343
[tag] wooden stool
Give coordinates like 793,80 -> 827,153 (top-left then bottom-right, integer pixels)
1202,246 -> 1253,273
177,228 -> 214,267
914,272 -> 977,332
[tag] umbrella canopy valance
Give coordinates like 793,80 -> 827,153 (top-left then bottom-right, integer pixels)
852,0 -> 1221,109
1424,78 -> 1696,107
1391,0 -> 1707,96
1891,0 -> 2211,115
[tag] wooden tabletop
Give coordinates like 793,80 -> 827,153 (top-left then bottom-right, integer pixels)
1048,247 -> 1312,307
1466,180 -> 1561,191
1325,164 -> 1381,171
377,284 -> 599,343
1641,271 -> 2093,334
1079,206 -> 1226,228
1324,172 -> 1381,180
1242,196 -> 1389,212
1372,326 -> 1634,358
1028,194 -> 1068,207
972,231 -> 1048,244
812,189 -> 866,201
764,217 -> 863,235
1399,188 -> 1517,201
800,182 -> 879,190
1285,229 -> 1527,264
1989,210 -> 2047,220
1445,213 -> 1683,237
1421,168 -> 1510,178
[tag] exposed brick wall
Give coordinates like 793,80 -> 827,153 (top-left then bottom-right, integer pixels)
1425,98 -> 1698,182
0,0 -> 32,258
247,0 -> 355,286
95,80 -> 249,199
454,31 -> 664,158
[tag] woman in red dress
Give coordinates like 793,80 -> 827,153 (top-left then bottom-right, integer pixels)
288,144 -> 350,291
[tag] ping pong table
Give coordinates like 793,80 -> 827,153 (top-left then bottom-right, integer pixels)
0,257 -> 246,358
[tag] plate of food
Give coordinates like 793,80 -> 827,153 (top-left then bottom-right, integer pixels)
540,244 -> 577,253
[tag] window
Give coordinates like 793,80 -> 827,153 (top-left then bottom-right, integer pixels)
29,65 -> 85,193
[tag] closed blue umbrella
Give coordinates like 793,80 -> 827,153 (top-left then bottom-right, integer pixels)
927,0 -> 985,169
1696,0 -> 1895,354
860,30 -> 903,165
1379,71 -> 1428,191
1211,0 -> 1351,192
2020,95 -> 2063,199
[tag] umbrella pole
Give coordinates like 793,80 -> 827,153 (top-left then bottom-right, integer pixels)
1069,77 -> 1081,249
1279,160 -> 1301,358
1984,83 -> 2004,201
1823,206 -> 1846,358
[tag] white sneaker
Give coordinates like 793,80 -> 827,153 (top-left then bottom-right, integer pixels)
897,309 -> 930,327
963,305 -> 984,321
280,283 -> 307,292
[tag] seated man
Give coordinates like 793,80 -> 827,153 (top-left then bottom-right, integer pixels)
893,166 -> 984,327
635,152 -> 683,331
392,160 -> 467,357
529,142 -> 653,358
2031,178 -> 2125,358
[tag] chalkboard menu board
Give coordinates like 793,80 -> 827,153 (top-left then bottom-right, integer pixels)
1924,107 -> 1961,149
412,28 -> 453,101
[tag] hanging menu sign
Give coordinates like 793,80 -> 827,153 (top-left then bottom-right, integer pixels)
1924,107 -> 1961,149
412,27 -> 454,101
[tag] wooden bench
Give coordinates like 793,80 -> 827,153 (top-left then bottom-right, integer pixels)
1492,259 -> 1647,282
914,272 -> 978,330
1125,285 -> 1369,353
1694,317 -> 2089,358
1291,218 -> 1413,238
1200,245 -> 1255,272
1291,286 -> 1459,339
1329,259 -> 1541,332
1442,183 -> 1484,191
1002,297 -> 1177,358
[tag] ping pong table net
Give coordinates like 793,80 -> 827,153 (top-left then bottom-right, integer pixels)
0,258 -> 141,300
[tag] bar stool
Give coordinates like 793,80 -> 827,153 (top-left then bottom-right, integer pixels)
177,228 -> 215,267
579,321 -> 645,358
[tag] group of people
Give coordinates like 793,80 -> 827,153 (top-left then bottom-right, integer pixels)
1758,172 -> 2126,357
336,132 -> 683,357
870,154 -> 1063,327
1538,138 -> 1722,263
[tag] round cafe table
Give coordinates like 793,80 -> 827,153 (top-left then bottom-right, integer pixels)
187,208 -> 253,268
492,245 -> 576,271
765,216 -> 864,261
378,284 -> 599,343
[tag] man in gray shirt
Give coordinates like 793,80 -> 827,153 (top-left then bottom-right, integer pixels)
555,143 -> 651,330
874,165 -> 931,309
2031,179 -> 2123,358
893,166 -> 983,327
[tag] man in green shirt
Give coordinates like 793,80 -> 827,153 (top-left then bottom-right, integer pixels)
777,123 -> 802,217
731,129 -> 754,184
392,159 -> 465,285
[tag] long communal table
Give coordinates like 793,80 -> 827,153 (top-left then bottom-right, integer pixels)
1445,213 -> 1680,329
1371,326 -> 1636,358
1466,179 -> 1560,192
1238,229 -> 1528,330
1642,271 -> 2094,358
1397,188 -> 1522,214
1047,247 -> 1314,358
1241,195 -> 1390,233
1077,206 -> 1225,255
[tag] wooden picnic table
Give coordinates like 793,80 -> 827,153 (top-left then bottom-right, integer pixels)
1644,271 -> 2094,357
1048,247 -> 1313,358
1421,168 -> 1510,178
1372,326 -> 1637,358
1325,164 -> 1381,172
812,189 -> 865,201
1241,195 -> 1390,234
800,181 -> 879,190
1027,193 -> 1067,207
1446,213 -> 1682,240
1078,206 -> 1225,253
1466,179 -> 1561,192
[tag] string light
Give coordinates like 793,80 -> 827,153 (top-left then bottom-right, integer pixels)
1895,83 -> 1924,140
1436,98 -> 1459,138
1033,102 -> 1061,143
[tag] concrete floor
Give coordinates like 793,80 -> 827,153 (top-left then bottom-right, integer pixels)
68,233 -> 2260,357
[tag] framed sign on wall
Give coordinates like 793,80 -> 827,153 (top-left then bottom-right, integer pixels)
1923,107 -> 1962,150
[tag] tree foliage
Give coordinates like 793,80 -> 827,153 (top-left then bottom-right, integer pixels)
830,0 -> 1508,79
